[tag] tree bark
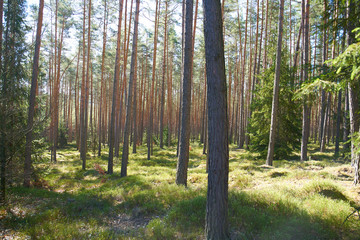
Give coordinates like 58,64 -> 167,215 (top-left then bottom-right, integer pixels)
0,0 -> 5,203
266,0 -> 285,166
121,0 -> 139,177
98,0 -> 107,157
132,58 -> 138,154
320,93 -> 330,152
160,0 -> 168,149
334,90 -> 342,156
167,53 -> 173,147
319,0 -> 327,149
345,0 -> 360,184
24,0 -> 44,187
238,0 -> 249,149
300,0 -> 310,162
147,0 -> 160,160
108,0 -> 124,174
176,0 -> 193,186
52,17 -> 65,164
203,0 -> 229,238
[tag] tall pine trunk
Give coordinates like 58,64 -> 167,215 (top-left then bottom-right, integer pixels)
98,0 -> 107,156
347,0 -> 359,184
300,0 -> 310,162
266,0 -> 285,166
24,0 -> 44,187
176,0 -> 193,186
147,0 -> 160,160
108,0 -> 124,174
159,0 -> 168,149
121,0 -> 140,177
203,0 -> 229,237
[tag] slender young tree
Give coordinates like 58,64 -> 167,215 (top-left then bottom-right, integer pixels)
51,5 -> 65,164
203,0 -> 229,238
159,0 -> 168,149
132,61 -> 138,154
238,0 -> 249,148
121,0 -> 140,178
147,0 -> 160,160
24,0 -> 44,187
300,0 -> 310,162
319,0 -> 328,151
81,0 -> 92,170
266,0 -> 285,166
98,0 -> 107,157
176,0 -> 193,186
167,53 -> 173,147
334,90 -> 342,156
79,0 -> 87,165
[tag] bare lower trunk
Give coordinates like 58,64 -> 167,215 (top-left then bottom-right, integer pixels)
176,0 -> 193,186
108,0 -> 124,174
121,0 -> 139,177
334,90 -> 342,156
203,0 -> 229,238
300,0 -> 310,162
266,0 -> 285,166
24,0 -> 44,187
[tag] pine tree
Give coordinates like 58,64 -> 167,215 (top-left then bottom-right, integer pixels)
1,0 -> 28,204
203,0 -> 229,237
24,0 -> 44,187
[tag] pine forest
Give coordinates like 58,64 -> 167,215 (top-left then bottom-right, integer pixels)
1,0 -> 360,238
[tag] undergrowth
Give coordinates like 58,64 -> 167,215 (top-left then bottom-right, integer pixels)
1,143 -> 360,239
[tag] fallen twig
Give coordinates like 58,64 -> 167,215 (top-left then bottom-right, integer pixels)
343,207 -> 360,225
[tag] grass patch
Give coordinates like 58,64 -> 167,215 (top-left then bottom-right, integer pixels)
3,143 -> 360,239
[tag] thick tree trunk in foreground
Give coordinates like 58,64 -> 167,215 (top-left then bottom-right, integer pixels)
176,0 -> 193,186
345,0 -> 360,184
121,0 -> 139,178
0,0 -> 5,204
203,0 -> 229,238
24,0 -> 44,187
266,0 -> 285,166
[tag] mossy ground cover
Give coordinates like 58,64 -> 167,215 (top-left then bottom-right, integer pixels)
1,142 -> 360,239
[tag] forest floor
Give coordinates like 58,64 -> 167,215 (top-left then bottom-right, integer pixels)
1,143 -> 360,239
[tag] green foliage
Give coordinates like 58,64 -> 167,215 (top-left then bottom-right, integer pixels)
0,0 -> 29,189
248,62 -> 301,159
326,28 -> 360,88
331,40 -> 360,82
58,125 -> 68,149
296,29 -> 360,103
294,79 -> 340,102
